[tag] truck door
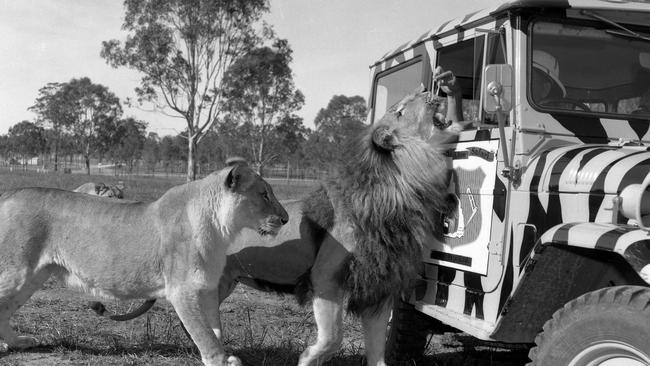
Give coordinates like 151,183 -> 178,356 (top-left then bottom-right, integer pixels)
423,33 -> 507,283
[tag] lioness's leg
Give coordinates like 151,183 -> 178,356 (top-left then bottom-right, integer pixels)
200,286 -> 227,341
168,288 -> 240,366
361,302 -> 392,366
0,268 -> 51,351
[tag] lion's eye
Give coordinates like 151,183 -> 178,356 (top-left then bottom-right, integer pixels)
261,191 -> 269,201
394,105 -> 405,118
394,104 -> 405,118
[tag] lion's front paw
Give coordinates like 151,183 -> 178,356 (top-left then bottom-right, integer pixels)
227,355 -> 242,366
11,335 -> 39,350
0,342 -> 8,353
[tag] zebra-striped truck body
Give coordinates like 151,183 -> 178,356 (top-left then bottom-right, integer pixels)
372,1 -> 650,364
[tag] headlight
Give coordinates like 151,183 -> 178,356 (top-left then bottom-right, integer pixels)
619,174 -> 650,230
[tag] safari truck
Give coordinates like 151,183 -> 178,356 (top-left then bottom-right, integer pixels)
369,1 -> 650,364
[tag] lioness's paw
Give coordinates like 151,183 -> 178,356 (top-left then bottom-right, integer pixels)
11,335 -> 39,349
0,342 -> 8,353
227,355 -> 242,366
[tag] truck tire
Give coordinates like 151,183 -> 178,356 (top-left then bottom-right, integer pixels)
386,298 -> 443,363
386,299 -> 458,366
528,286 -> 650,366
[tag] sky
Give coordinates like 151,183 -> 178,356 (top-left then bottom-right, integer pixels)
0,0 -> 504,136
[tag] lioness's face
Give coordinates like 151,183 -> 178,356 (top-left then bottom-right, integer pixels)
225,165 -> 289,236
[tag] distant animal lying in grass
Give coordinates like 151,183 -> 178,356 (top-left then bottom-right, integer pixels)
0,162 -> 288,366
99,89 -> 458,366
73,182 -> 124,199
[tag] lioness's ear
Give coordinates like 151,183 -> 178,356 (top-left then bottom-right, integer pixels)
226,165 -> 238,190
225,164 -> 254,190
226,156 -> 248,167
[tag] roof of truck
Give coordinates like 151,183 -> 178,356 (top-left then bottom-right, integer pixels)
373,0 -> 650,66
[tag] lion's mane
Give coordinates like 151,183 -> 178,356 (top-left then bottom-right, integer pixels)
306,115 -> 451,316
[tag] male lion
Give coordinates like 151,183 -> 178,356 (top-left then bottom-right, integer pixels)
103,88 -> 460,366
0,162 -> 288,366
74,181 -> 125,198
229,90 -> 457,366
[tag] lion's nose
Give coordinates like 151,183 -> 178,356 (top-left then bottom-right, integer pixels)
281,217 -> 288,225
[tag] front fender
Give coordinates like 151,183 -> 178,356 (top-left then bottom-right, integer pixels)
540,223 -> 650,285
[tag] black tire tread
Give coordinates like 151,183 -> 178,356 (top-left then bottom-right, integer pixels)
527,285 -> 650,366
386,299 -> 432,363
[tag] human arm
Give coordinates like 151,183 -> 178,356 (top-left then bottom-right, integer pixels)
433,66 -> 463,124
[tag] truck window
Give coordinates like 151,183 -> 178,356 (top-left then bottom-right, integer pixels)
436,34 -> 505,124
437,38 -> 484,122
372,59 -> 423,123
530,19 -> 650,117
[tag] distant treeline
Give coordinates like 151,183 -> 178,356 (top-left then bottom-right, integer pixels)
0,94 -> 368,178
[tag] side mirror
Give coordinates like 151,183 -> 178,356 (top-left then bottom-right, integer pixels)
483,64 -> 513,113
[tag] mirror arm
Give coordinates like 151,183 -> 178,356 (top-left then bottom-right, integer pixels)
487,81 -> 519,184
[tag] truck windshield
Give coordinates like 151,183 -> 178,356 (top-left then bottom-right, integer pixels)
530,18 -> 650,117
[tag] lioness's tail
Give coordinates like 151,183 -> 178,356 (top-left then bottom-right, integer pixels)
89,299 -> 156,321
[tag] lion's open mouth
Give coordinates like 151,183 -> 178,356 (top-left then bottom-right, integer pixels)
425,94 -> 450,130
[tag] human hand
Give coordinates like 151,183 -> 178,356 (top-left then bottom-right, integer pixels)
434,66 -> 461,96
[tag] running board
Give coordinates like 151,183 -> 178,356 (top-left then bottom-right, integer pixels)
414,301 -> 496,340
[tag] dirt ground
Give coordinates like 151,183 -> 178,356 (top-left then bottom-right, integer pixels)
0,172 -> 531,365
0,281 -> 531,366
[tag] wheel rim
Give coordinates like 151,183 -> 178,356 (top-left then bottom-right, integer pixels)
569,341 -> 650,366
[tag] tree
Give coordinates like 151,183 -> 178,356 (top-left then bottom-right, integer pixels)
30,82 -> 74,171
221,39 -> 304,175
270,113 -> 307,163
160,134 -> 186,173
314,95 -> 367,140
60,78 -> 123,175
7,121 -> 46,164
0,134 -> 8,160
307,95 -> 367,168
142,132 -> 161,173
111,118 -> 148,172
214,116 -> 256,161
101,0 -> 271,181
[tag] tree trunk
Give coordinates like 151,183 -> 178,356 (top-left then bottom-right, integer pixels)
257,126 -> 265,177
54,143 -> 59,172
85,140 -> 91,175
187,134 -> 197,182
53,129 -> 60,172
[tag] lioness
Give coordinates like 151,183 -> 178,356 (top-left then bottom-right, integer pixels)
74,181 -> 124,198
0,163 -> 288,366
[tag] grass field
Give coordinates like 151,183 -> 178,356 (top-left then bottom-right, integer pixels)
0,170 -> 531,365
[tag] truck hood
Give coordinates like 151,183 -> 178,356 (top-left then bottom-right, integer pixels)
532,145 -> 650,195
